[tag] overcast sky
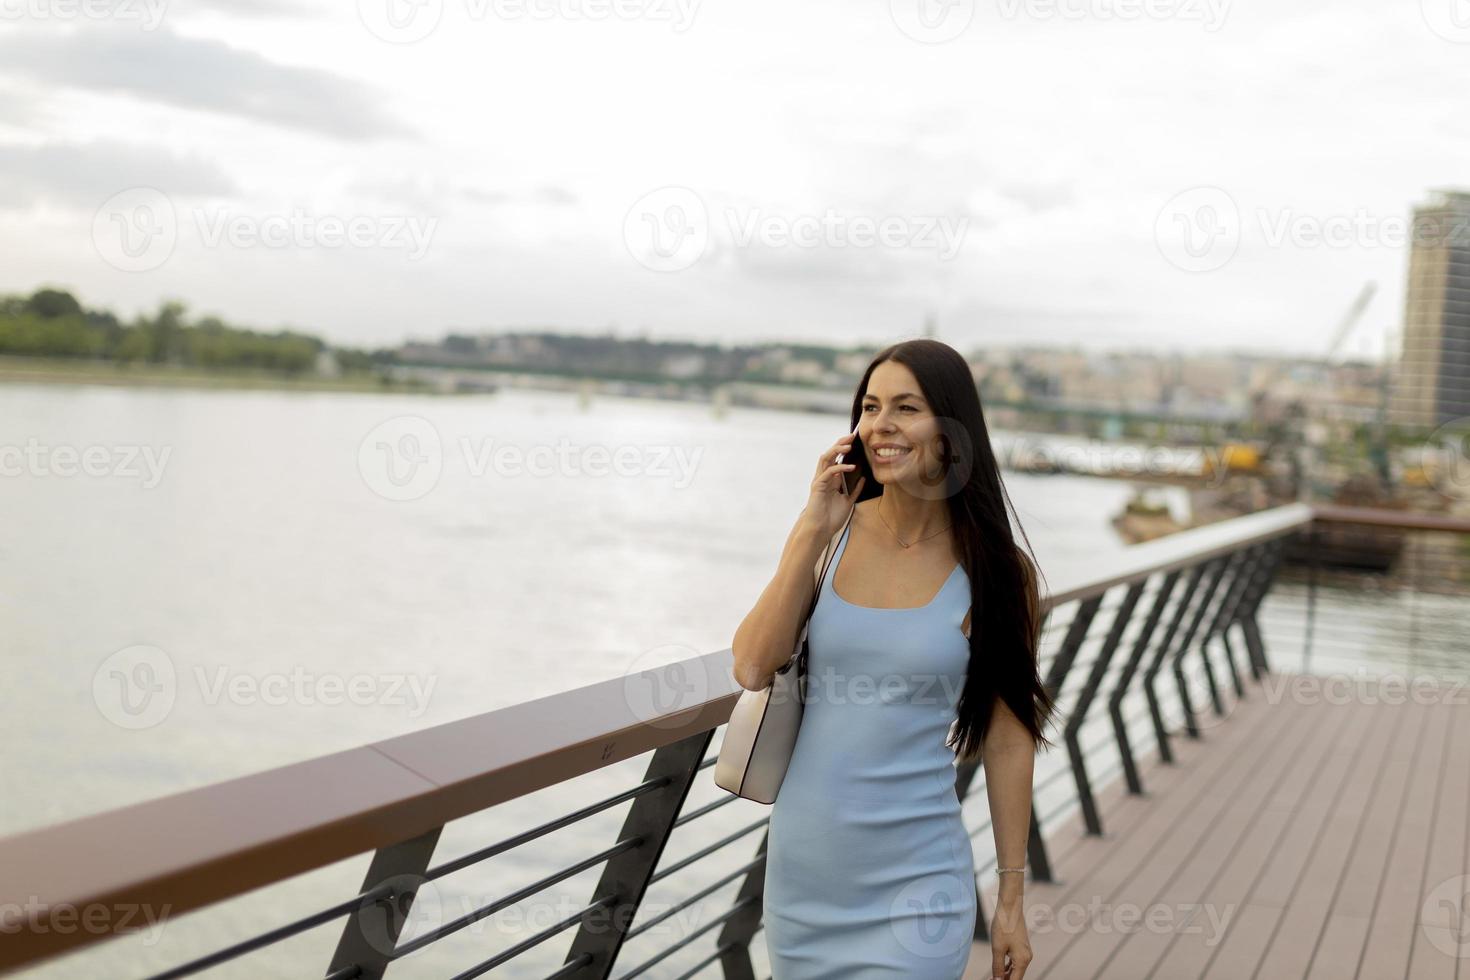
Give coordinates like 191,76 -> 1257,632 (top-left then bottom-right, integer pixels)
1,0 -> 1466,358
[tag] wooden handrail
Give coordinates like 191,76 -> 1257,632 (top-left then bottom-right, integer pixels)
1310,503 -> 1470,534
0,653 -> 741,973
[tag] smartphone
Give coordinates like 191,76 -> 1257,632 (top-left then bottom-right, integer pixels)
834,421 -> 862,495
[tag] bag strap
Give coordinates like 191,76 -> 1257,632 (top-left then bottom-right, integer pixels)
815,507 -> 857,611
792,504 -> 858,670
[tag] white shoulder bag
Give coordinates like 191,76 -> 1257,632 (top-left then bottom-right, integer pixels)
714,508 -> 855,804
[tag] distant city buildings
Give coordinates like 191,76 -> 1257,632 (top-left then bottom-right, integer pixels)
394,322 -> 1394,434
1391,189 -> 1470,429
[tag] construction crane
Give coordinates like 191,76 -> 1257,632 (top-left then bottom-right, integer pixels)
1256,281 -> 1377,393
1324,281 -> 1379,364
1235,281 -> 1378,498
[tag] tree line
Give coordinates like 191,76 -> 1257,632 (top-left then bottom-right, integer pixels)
0,287 -> 394,375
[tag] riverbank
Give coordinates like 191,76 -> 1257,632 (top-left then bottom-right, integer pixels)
0,354 -> 856,412
0,355 -> 436,395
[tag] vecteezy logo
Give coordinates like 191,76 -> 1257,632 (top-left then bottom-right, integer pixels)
621,645 -> 709,730
889,0 -> 975,43
93,644 -> 177,729
1424,417 -> 1470,499
888,872 -> 972,960
1421,0 -> 1470,42
93,187 -> 177,272
358,415 -> 444,501
356,874 -> 444,957
358,0 -> 444,43
1420,874 -> 1470,957
901,416 -> 976,502
1155,186 -> 1241,272
623,187 -> 709,272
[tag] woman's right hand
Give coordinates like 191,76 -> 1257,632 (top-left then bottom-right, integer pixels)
801,431 -> 865,540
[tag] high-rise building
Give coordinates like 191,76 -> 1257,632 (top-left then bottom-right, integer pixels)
1391,189 -> 1470,429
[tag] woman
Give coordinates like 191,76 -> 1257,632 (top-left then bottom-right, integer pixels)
731,339 -> 1056,980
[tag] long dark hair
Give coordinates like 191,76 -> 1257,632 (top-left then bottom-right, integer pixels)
846,338 -> 1057,760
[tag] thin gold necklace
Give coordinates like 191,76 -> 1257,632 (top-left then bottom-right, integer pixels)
876,498 -> 952,549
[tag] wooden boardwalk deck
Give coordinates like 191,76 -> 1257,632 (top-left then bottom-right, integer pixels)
965,671 -> 1470,980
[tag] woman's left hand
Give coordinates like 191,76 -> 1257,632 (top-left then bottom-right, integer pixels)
988,900 -> 1033,978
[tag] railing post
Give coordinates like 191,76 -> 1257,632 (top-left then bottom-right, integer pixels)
1143,563 -> 1205,763
1169,556 -> 1230,739
1202,544 -> 1264,701
1065,582 -> 1144,836
1025,810 -> 1053,884
1108,571 -> 1180,795
325,827 -> 442,980
562,729 -> 713,979
1041,595 -> 1102,696
1304,524 -> 1320,673
1005,592 -> 1101,895
1202,552 -> 1246,708
713,831 -> 766,980
1236,537 -> 1287,678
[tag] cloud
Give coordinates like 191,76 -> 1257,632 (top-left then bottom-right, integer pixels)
0,94 -> 40,129
725,243 -> 905,285
532,186 -> 578,206
189,0 -> 313,15
998,180 -> 1076,214
0,26 -> 407,141
351,177 -> 581,211
0,141 -> 236,209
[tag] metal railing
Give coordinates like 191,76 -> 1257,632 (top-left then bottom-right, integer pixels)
4,501 -> 1461,979
1262,504 -> 1470,680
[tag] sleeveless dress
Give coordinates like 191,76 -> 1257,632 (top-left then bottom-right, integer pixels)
763,521 -> 977,979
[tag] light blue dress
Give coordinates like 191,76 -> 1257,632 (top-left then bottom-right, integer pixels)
764,521 -> 977,979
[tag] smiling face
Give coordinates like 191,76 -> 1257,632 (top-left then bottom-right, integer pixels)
859,360 -> 944,489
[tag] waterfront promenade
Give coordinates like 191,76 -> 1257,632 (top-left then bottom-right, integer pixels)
965,672 -> 1467,979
